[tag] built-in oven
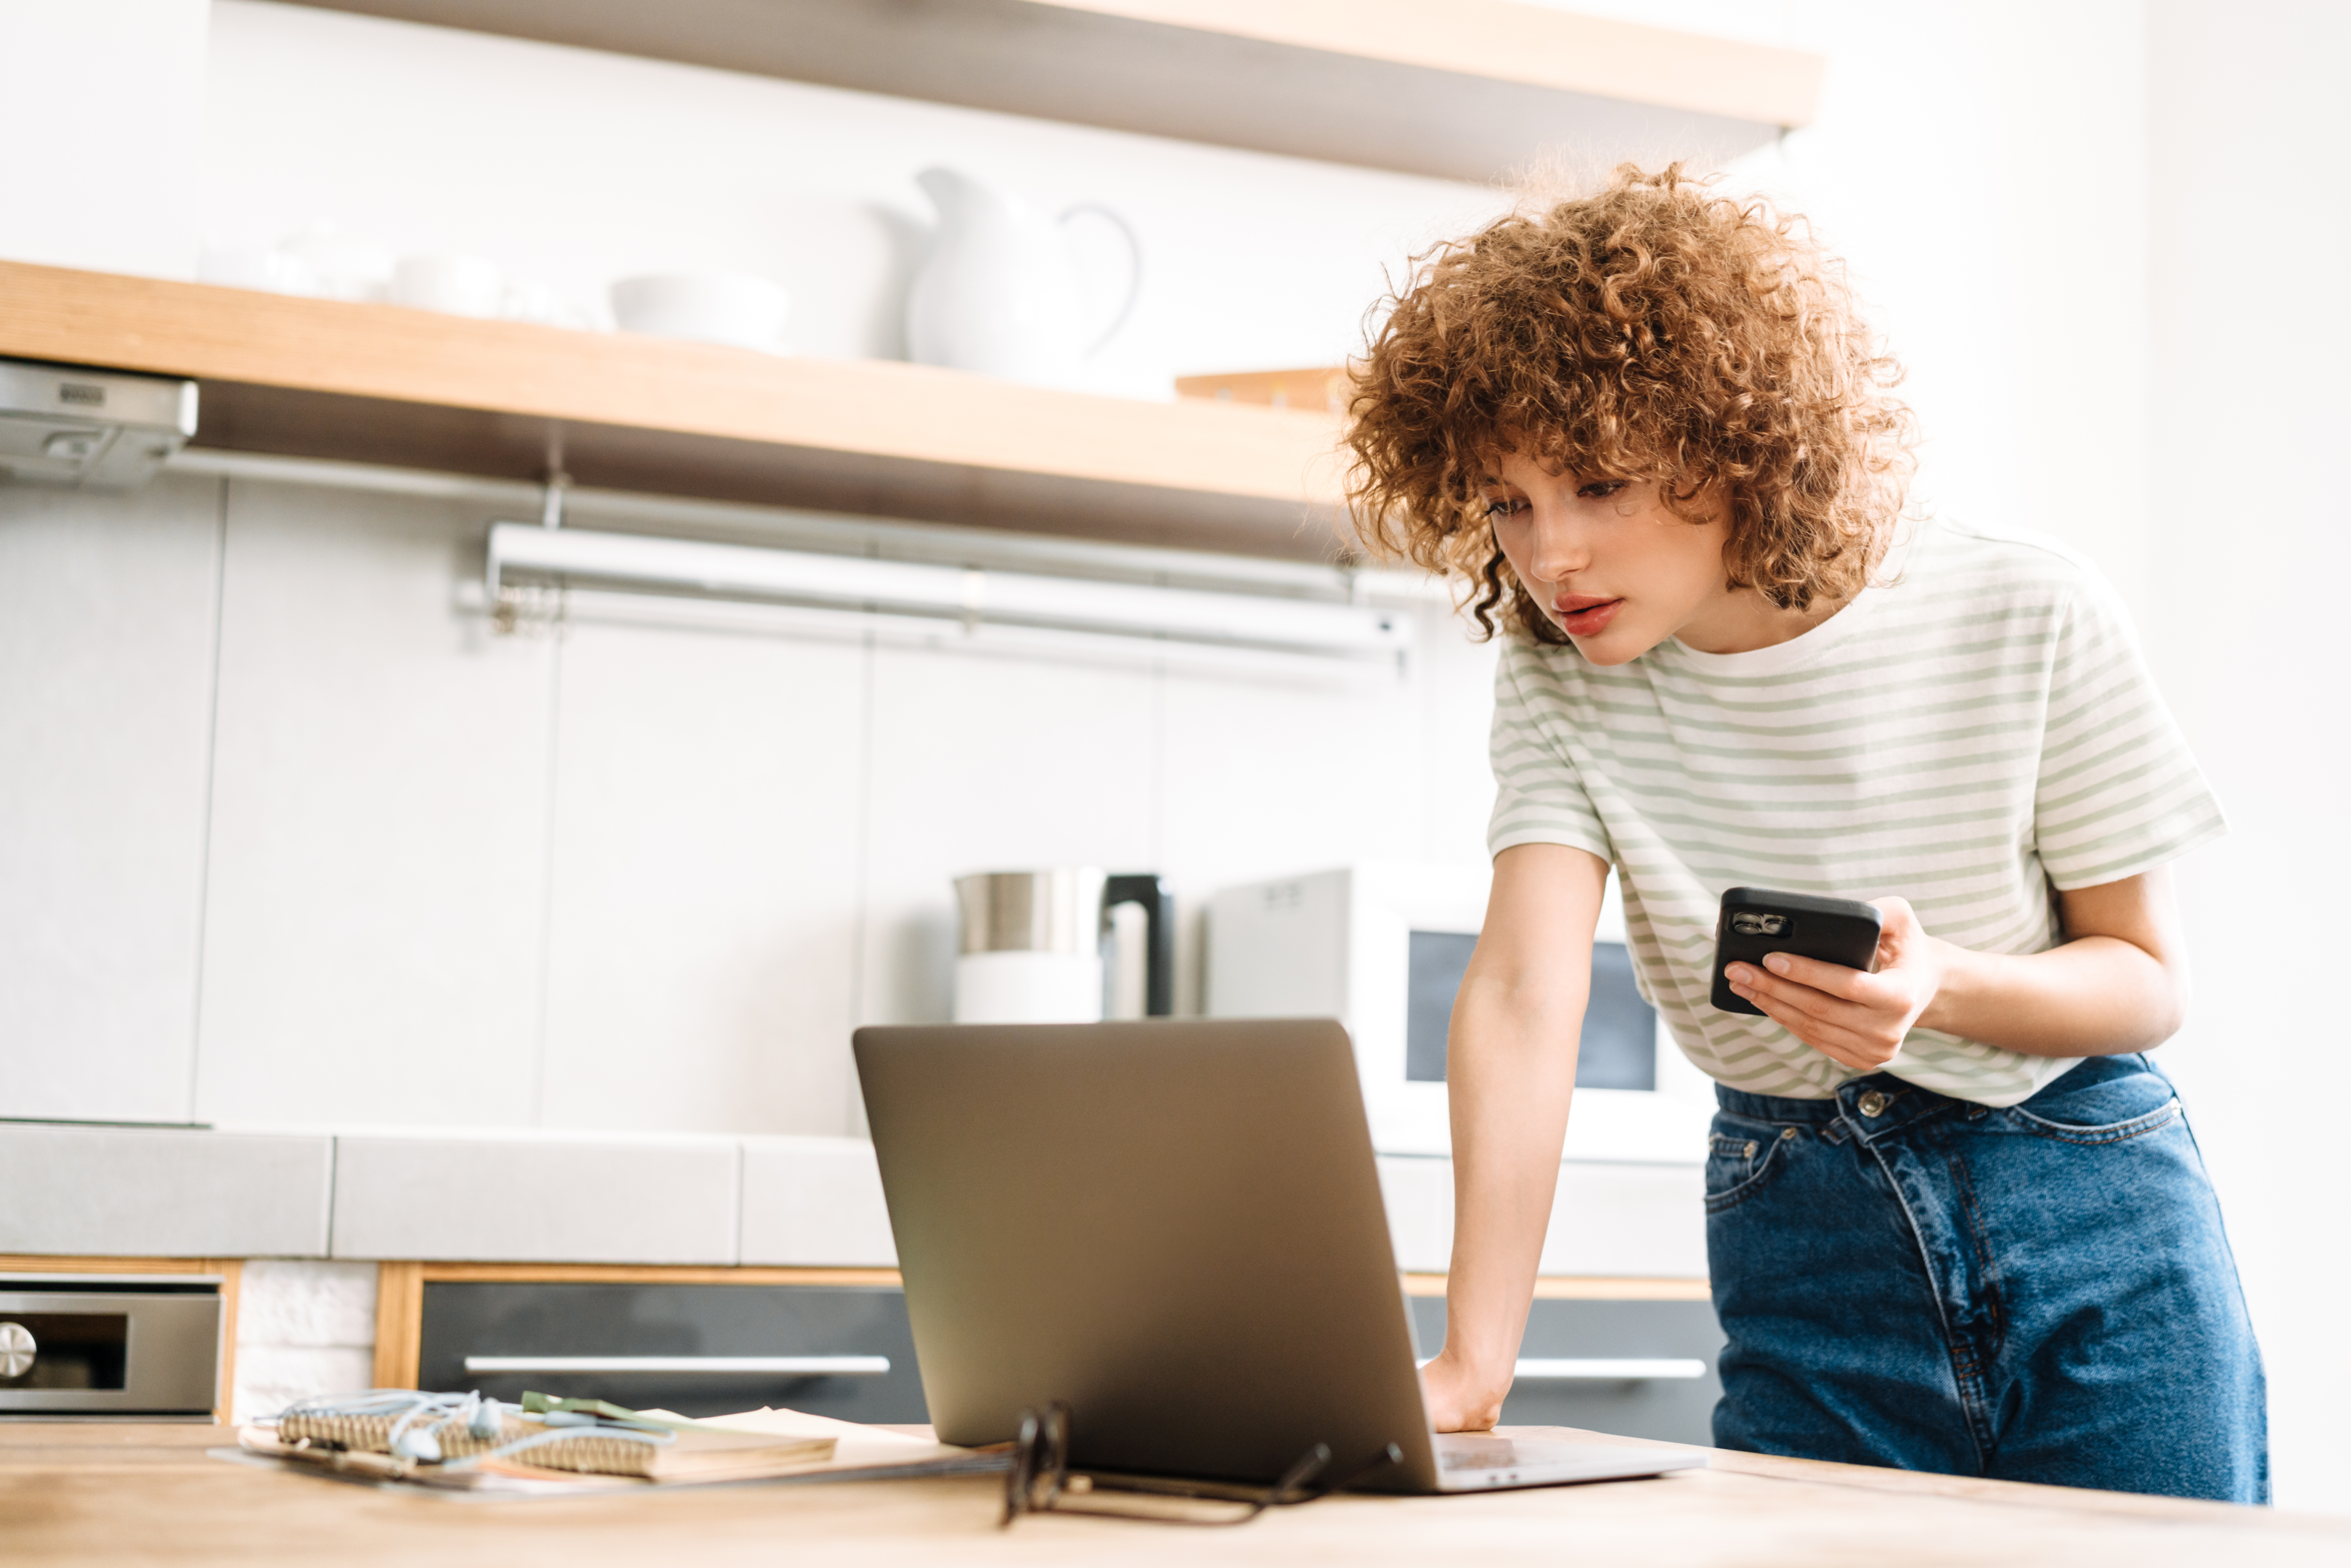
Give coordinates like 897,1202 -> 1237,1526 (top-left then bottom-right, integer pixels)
0,1275 -> 222,1418
1206,863 -> 1713,1160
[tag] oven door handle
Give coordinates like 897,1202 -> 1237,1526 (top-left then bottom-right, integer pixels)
1511,1357 -> 1708,1381
460,1354 -> 890,1376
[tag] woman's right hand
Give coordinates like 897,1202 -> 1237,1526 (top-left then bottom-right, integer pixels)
1418,1349 -> 1509,1432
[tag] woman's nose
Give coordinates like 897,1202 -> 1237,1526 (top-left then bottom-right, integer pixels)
1524,514 -> 1586,584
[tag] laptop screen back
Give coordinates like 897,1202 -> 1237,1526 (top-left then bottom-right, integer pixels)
854,1018 -> 1437,1489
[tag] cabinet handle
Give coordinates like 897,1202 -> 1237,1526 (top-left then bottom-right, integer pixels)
1512,1358 -> 1707,1381
460,1355 -> 890,1376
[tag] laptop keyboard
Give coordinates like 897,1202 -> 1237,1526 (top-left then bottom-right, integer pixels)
1438,1442 -> 1523,1470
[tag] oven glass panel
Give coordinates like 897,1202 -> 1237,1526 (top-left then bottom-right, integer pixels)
1406,933 -> 1656,1090
1406,931 -> 1478,1081
0,1314 -> 129,1390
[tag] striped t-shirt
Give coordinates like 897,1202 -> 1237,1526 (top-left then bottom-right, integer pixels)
1487,518 -> 2224,1106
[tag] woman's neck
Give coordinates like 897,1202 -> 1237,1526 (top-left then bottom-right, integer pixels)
1673,584 -> 1852,656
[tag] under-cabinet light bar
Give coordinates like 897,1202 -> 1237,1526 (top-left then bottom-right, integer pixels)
486,523 -> 1406,656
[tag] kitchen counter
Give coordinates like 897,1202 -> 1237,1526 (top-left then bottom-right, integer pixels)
0,1122 -> 1707,1278
1,1422 -> 2338,1567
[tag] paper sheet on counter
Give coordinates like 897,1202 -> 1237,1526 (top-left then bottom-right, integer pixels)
636,1408 -> 988,1473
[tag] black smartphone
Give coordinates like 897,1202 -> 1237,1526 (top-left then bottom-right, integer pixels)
1710,886 -> 1885,1016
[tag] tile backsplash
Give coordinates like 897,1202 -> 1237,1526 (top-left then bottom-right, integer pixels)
232,1259 -> 375,1424
0,469 -> 1496,1138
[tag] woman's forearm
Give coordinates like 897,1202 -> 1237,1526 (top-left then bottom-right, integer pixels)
1920,933 -> 2183,1058
1917,870 -> 2189,1058
1441,974 -> 1584,1389
1422,844 -> 1609,1430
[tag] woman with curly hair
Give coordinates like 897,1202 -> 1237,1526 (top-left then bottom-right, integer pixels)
1347,166 -> 2264,1500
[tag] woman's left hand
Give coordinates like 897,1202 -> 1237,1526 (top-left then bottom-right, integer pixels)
1722,897 -> 1947,1071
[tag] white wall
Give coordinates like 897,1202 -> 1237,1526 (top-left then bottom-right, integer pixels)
2143,0 -> 2351,1515
0,0 -> 209,279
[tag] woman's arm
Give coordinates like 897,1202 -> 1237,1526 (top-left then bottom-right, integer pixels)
1722,866 -> 2189,1070
1420,842 -> 1609,1432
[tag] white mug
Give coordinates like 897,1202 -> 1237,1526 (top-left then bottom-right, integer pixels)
609,272 -> 790,352
953,950 -> 1104,1025
390,254 -> 506,319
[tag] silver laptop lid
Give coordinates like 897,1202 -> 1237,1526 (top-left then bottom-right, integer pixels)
855,1018 -> 1440,1491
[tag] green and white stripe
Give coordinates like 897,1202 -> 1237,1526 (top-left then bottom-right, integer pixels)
1488,518 -> 2224,1106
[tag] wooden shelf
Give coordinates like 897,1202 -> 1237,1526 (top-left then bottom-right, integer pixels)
0,261 -> 1348,559
284,0 -> 1822,184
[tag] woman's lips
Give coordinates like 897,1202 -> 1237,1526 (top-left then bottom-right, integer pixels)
1554,595 -> 1623,637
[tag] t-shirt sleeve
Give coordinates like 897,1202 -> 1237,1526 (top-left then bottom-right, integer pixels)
1486,639 -> 1613,863
2033,572 -> 2225,889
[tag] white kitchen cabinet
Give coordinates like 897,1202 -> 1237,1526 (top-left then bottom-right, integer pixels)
0,473 -> 222,1122
537,619 -> 867,1136
1377,1155 -> 1707,1280
191,479 -> 554,1126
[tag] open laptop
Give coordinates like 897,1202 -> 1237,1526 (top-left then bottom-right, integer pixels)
852,1017 -> 1704,1495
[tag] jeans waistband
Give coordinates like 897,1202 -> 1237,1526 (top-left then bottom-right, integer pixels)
1714,1054 -> 2158,1142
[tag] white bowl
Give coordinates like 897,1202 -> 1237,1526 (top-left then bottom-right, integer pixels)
197,246 -> 318,297
609,272 -> 790,352
390,254 -> 506,319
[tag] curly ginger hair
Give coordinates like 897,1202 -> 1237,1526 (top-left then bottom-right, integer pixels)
1345,166 -> 1916,644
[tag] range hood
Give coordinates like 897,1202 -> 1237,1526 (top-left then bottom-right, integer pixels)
0,357 -> 197,489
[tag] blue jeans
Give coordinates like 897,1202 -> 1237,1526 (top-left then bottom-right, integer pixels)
1706,1054 -> 2266,1502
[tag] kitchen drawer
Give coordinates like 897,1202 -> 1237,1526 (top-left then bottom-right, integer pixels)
417,1282 -> 926,1422
1408,1295 -> 1723,1445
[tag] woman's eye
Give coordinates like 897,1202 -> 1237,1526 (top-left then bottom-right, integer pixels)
1577,481 -> 1627,501
1482,497 -> 1524,520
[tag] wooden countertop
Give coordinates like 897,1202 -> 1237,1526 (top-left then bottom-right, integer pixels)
3,1422 -> 2341,1567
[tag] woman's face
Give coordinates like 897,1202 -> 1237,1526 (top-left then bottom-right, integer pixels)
1478,447 -> 1743,665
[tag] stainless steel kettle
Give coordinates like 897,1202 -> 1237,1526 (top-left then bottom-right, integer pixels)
951,869 -> 1172,1024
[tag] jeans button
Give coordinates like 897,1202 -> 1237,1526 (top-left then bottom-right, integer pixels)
1780,1127 -> 1798,1141
1857,1090 -> 1888,1118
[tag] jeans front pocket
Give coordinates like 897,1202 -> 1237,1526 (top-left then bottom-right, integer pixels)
2005,1097 -> 2182,1145
2002,1055 -> 2184,1146
1705,1119 -> 1798,1214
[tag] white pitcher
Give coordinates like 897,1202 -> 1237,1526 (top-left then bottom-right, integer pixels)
904,167 -> 1141,388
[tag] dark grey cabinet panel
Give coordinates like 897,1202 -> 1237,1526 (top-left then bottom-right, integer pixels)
416,1280 -> 1719,1440
417,1282 -> 927,1422
1408,1296 -> 1723,1445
